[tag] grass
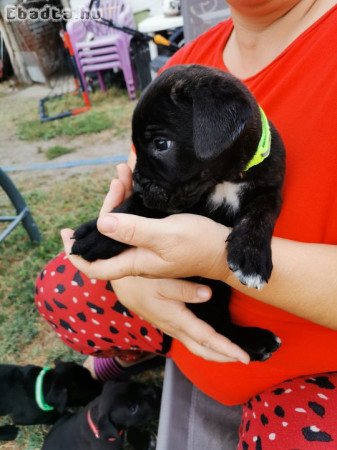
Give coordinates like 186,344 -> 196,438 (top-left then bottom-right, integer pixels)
45,145 -> 75,160
16,88 -> 134,141
0,169 -> 114,449
0,168 -> 163,449
0,83 -> 162,449
0,168 -> 116,359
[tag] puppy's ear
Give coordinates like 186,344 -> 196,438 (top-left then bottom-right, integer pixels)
45,385 -> 68,413
192,87 -> 252,161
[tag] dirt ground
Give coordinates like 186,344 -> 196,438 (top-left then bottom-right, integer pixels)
0,82 -> 132,183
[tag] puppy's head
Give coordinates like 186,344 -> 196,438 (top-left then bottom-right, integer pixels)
132,64 -> 260,212
94,381 -> 160,443
44,360 -> 102,413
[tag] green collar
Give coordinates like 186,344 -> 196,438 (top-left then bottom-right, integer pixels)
35,367 -> 55,412
244,106 -> 271,171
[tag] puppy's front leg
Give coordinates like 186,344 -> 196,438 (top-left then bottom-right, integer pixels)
72,194 -> 164,262
226,190 -> 282,289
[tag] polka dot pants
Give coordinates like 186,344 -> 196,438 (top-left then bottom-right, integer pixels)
239,372 -> 337,449
35,253 -> 337,448
35,252 -> 171,359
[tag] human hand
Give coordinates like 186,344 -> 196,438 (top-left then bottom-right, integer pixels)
63,212 -> 231,282
112,276 -> 249,363
62,165 -> 248,363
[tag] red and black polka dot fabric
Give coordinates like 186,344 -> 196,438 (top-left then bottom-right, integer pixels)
35,252 -> 171,359
239,372 -> 337,449
35,253 -> 337,448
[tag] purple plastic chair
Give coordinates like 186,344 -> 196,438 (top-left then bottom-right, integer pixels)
67,0 -> 137,99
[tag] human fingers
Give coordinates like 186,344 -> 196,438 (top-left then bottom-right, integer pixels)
116,163 -> 133,198
99,179 -> 126,216
155,278 -> 212,303
97,213 -> 163,251
111,277 -> 249,363
167,305 -> 250,364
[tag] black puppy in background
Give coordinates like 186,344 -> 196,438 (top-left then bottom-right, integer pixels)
0,360 -> 102,441
42,380 -> 160,450
72,64 -> 286,362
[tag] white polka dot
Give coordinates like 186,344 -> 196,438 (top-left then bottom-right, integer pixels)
91,279 -> 97,284
101,296 -> 106,301
84,292 -> 89,297
72,297 -> 78,303
264,402 -> 269,407
54,288 -> 59,293
71,281 -> 78,286
285,388 -> 292,394
253,412 -> 256,419
69,316 -> 76,323
51,271 -> 55,277
124,338 -> 130,343
90,308 -> 97,313
282,422 -> 288,427
269,433 -> 276,441
110,320 -> 116,325
124,322 -> 132,328
49,315 -> 54,320
73,338 -> 80,343
80,329 -> 86,334
94,333 -> 102,338
63,255 -> 68,260
123,312 -> 128,317
310,426 -> 320,432
57,333 -> 62,337
295,408 -> 306,413
317,393 -> 328,400
40,287 -> 44,293
37,301 -> 41,307
145,335 -> 152,342
300,385 -> 306,389
43,269 -> 47,275
253,436 -> 258,442
91,319 -> 100,325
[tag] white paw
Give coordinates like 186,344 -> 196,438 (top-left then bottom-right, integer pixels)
233,270 -> 266,290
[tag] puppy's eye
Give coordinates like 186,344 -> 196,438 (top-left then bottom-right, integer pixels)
153,138 -> 172,151
128,403 -> 139,414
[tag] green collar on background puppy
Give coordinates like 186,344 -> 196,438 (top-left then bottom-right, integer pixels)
244,106 -> 271,171
35,367 -> 55,411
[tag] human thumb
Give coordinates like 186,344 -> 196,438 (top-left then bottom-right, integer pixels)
97,213 -> 161,249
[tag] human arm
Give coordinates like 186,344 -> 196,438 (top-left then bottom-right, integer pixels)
63,164 -> 249,364
64,209 -> 337,330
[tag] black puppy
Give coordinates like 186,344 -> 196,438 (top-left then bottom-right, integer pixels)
0,360 -> 102,440
72,65 -> 286,361
42,380 -> 160,450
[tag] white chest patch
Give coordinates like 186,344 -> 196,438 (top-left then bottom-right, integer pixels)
208,181 -> 246,212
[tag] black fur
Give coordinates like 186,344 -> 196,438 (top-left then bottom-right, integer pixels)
0,360 -> 102,440
72,65 -> 285,361
42,380 -> 161,450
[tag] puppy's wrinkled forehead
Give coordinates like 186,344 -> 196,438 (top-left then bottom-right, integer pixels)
133,69 -> 195,137
132,64 -> 256,161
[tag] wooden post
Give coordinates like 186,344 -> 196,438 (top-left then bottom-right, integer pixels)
0,13 -> 31,84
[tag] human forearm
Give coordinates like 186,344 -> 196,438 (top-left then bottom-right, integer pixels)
224,238 -> 337,329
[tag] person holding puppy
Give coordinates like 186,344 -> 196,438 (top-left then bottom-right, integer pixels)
36,0 -> 337,447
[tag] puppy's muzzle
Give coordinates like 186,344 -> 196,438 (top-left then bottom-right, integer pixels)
134,175 -> 214,213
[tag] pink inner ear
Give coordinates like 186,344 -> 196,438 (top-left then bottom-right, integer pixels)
108,437 -> 116,442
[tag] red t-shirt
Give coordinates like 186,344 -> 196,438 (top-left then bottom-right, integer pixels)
162,5 -> 337,405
